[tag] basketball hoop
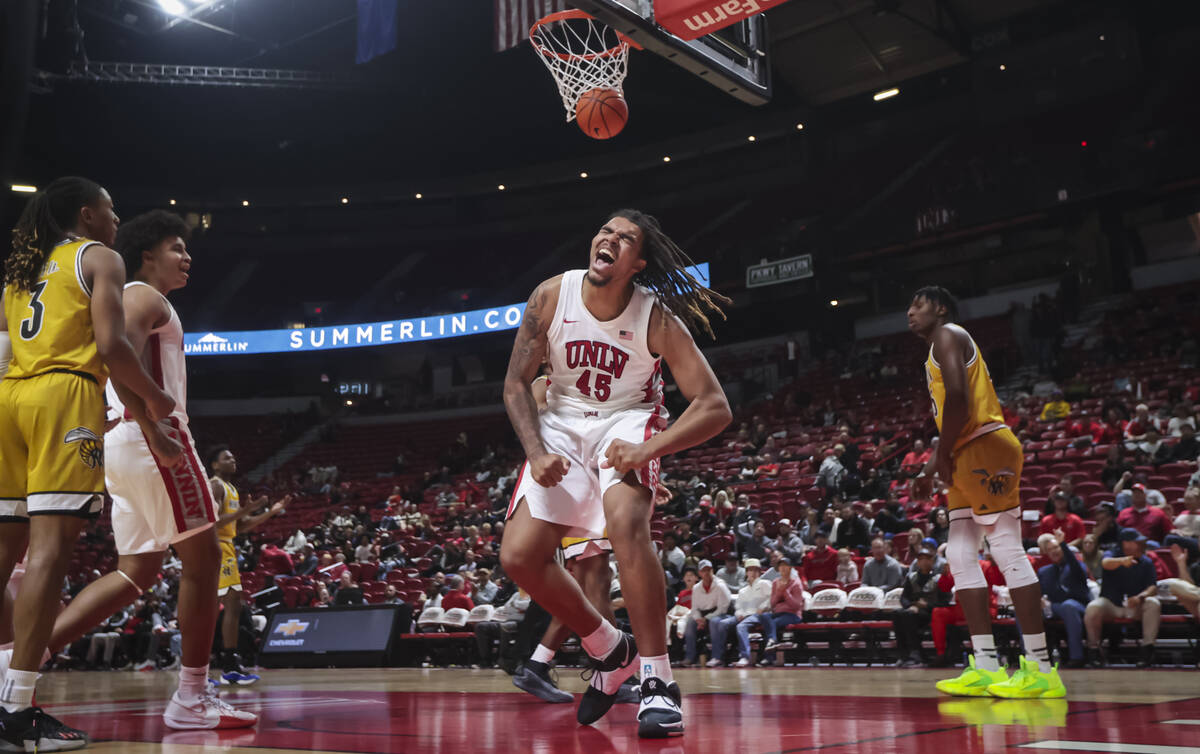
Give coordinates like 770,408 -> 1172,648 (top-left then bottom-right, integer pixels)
530,10 -> 640,122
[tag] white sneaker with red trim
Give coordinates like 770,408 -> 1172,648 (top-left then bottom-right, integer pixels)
163,686 -> 258,730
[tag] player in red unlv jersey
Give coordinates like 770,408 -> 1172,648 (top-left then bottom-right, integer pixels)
500,209 -> 731,738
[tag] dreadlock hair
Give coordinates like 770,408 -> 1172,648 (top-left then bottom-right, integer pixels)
6,176 -> 105,293
912,285 -> 959,322
609,208 -> 731,340
114,210 -> 191,279
205,444 -> 230,472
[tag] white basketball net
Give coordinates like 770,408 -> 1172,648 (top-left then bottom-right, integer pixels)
530,13 -> 631,122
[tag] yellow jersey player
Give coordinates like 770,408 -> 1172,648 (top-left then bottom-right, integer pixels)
0,209 -> 261,732
0,178 -> 175,750
208,445 -> 288,685
908,285 -> 1065,699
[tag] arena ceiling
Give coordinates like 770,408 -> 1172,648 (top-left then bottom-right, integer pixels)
14,0 -> 1167,193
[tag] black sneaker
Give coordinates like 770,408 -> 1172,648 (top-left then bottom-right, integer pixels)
0,706 -> 89,752
1136,644 -> 1156,668
512,661 -> 573,704
576,632 -> 639,725
615,676 -> 640,705
637,677 -> 683,738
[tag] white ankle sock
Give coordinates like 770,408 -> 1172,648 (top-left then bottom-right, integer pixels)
641,654 -> 673,685
0,669 -> 38,712
1023,632 -> 1052,673
970,635 -> 1000,672
178,665 -> 209,702
531,644 -> 556,665
580,621 -> 620,660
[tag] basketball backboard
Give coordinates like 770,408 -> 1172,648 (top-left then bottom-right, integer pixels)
569,0 -> 772,105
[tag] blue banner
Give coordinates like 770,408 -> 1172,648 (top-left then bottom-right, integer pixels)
184,263 -> 709,356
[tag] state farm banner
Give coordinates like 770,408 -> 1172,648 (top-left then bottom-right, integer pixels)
655,0 -> 792,41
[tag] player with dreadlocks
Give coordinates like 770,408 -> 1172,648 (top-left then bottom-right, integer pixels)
500,209 -> 731,738
0,177 -> 175,750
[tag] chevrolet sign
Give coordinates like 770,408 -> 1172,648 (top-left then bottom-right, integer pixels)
746,255 -> 813,289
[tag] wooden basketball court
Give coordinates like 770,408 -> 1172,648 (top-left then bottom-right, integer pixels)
37,666 -> 1200,753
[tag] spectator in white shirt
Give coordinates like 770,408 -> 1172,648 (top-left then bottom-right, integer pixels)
682,560 -> 732,666
1167,403 -> 1197,438
708,559 -> 771,667
284,529 -> 307,554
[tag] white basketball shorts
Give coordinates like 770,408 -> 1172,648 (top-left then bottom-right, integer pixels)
508,405 -> 667,538
107,419 -> 217,556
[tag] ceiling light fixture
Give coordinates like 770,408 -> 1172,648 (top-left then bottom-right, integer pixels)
873,87 -> 900,101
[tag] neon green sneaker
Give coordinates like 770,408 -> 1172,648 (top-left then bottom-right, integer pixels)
986,656 -> 1066,699
935,655 -> 1009,697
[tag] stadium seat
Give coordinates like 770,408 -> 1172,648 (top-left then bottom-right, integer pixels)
466,605 -> 496,624
441,608 -> 470,629
846,586 -> 884,612
882,588 -> 903,611
809,588 -> 848,614
417,607 -> 445,631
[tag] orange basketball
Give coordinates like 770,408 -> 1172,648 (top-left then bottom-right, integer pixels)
575,87 -> 628,140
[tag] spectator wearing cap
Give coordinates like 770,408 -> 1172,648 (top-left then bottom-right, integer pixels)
1037,531 -> 1090,667
1046,476 -> 1086,517
1084,529 -> 1161,668
1117,485 -> 1171,545
1039,492 -> 1086,548
716,553 -> 746,592
682,560 -> 732,666
862,538 -> 905,592
710,559 -> 771,667
802,531 -> 838,583
1040,391 -> 1070,421
774,519 -> 805,563
690,494 -> 720,535
834,502 -> 872,554
736,557 -> 805,666
892,548 -> 945,667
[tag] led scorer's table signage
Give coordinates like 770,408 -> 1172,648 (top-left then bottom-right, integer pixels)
183,263 -> 709,356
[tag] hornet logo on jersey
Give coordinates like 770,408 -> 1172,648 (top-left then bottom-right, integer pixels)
64,428 -> 103,469
971,467 -> 1016,498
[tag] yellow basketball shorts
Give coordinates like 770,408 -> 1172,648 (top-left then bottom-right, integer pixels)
217,540 -> 242,596
560,536 -> 612,561
0,371 -> 105,519
947,427 -> 1022,519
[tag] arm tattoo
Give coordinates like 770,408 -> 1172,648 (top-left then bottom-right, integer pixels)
504,280 -> 553,459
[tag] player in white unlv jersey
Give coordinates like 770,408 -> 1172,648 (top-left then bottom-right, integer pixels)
501,209 -> 731,739
0,211 -> 257,731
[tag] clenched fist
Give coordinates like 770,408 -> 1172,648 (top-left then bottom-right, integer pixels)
530,452 -> 571,488
600,439 -> 654,476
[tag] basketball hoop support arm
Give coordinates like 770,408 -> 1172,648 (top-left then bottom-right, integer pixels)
568,0 -> 772,106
